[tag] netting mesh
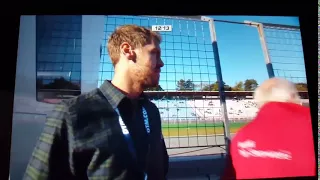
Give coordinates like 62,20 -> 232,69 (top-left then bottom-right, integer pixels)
100,16 -> 216,89
35,15 -> 82,101
263,24 -> 306,83
100,15 -> 229,149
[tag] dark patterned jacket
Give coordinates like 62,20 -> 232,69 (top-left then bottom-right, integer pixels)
23,80 -> 169,180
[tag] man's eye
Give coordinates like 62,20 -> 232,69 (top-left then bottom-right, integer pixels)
151,52 -> 159,57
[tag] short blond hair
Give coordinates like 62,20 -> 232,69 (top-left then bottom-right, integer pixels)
253,78 -> 301,107
107,24 -> 162,66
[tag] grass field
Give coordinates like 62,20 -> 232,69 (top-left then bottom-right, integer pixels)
161,122 -> 248,137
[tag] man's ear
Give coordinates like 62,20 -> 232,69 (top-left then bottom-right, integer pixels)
120,42 -> 135,60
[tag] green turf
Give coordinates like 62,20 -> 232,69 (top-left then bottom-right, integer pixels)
161,122 -> 248,137
162,122 -> 247,128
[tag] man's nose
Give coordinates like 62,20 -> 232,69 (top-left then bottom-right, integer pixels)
158,58 -> 164,67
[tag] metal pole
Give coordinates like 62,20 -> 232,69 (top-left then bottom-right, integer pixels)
202,16 -> 231,142
244,21 -> 275,78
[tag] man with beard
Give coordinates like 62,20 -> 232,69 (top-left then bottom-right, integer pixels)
24,25 -> 168,180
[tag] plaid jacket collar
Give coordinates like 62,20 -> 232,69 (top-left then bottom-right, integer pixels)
99,80 -> 148,109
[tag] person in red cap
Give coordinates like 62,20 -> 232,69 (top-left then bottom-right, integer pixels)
222,78 -> 316,179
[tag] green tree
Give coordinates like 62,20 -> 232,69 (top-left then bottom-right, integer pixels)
244,79 -> 258,91
36,79 -> 44,89
42,77 -> 80,90
232,81 -> 244,91
201,82 -> 218,91
195,82 -> 211,91
145,85 -> 164,91
176,79 -> 195,91
201,81 -> 231,91
224,84 -> 232,91
185,79 -> 195,91
176,79 -> 185,91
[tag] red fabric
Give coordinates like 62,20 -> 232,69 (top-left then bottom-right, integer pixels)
223,102 -> 315,179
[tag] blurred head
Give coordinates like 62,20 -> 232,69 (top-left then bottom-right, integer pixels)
253,78 -> 301,108
107,25 -> 164,89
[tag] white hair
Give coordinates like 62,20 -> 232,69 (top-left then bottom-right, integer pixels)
253,78 -> 301,108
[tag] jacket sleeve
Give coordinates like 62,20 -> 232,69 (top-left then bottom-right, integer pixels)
161,133 -> 169,178
23,103 -> 73,180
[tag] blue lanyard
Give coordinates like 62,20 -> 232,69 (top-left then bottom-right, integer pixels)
115,107 -> 150,180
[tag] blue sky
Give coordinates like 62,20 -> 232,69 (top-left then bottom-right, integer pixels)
99,15 -> 305,90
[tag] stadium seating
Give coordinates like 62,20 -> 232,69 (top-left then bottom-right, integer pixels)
151,99 -> 259,122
